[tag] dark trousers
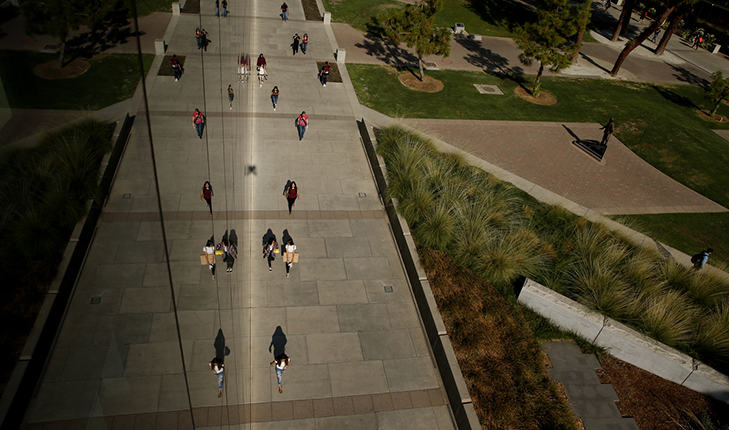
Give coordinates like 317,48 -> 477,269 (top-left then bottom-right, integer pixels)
287,196 -> 296,213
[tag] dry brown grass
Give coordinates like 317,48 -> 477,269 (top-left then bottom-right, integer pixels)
418,246 -> 578,430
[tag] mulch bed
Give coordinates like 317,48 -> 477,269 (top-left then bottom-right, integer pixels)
181,0 -> 200,14
33,58 -> 90,79
515,86 -> 557,106
598,355 -> 729,429
398,72 -> 444,93
697,108 -> 729,123
316,61 -> 342,83
302,0 -> 321,20
158,55 -> 187,76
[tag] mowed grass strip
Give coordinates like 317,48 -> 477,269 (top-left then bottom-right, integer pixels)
348,63 -> 729,209
0,51 -> 154,110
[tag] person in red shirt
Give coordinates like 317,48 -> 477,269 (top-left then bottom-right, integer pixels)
296,111 -> 308,140
284,181 -> 299,215
319,62 -> 330,87
256,54 -> 266,69
192,108 -> 205,139
200,181 -> 214,214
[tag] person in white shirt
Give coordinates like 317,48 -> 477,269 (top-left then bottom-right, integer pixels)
203,239 -> 215,280
284,239 -> 296,278
270,354 -> 290,393
208,358 -> 224,397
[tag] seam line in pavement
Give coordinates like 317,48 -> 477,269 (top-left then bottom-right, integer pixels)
101,210 -> 386,222
147,110 -> 352,121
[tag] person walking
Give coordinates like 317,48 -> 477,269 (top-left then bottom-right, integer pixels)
652,27 -> 662,43
201,29 -> 209,51
318,61 -> 330,87
223,240 -> 237,273
228,85 -> 234,109
263,237 -> 279,272
192,108 -> 205,139
271,86 -> 279,111
270,354 -> 290,393
691,248 -> 713,270
281,2 -> 288,21
171,54 -> 182,81
599,117 -> 614,146
258,64 -> 267,87
222,0 -> 228,17
215,0 -> 219,17
203,239 -> 216,280
292,33 -> 301,55
195,28 -> 203,49
296,111 -> 308,140
201,181 -> 214,214
301,33 -> 309,54
284,181 -> 299,215
284,238 -> 296,278
256,54 -> 267,69
208,358 -> 224,397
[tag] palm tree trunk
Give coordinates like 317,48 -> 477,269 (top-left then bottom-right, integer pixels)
418,57 -> 425,81
58,40 -> 66,68
612,0 -> 636,42
656,9 -> 688,55
533,62 -> 544,95
711,98 -> 722,116
610,5 -> 675,77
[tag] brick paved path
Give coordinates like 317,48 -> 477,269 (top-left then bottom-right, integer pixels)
402,119 -> 727,215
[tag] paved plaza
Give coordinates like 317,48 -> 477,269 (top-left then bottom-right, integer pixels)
18,1 -> 455,429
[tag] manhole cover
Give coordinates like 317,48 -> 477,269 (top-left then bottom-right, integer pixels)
442,59 -> 452,64
473,84 -> 504,95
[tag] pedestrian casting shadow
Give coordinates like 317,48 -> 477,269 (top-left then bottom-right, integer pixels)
281,229 -> 293,246
354,34 -> 418,69
262,229 -> 276,247
222,230 -> 238,246
455,35 -> 524,80
563,124 -> 605,160
214,329 -> 230,361
269,326 -> 287,357
652,85 -> 697,109
668,63 -> 709,87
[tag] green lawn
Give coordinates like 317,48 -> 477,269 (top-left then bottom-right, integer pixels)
615,213 -> 729,267
347,64 -> 729,210
134,0 -> 175,17
0,51 -> 154,110
323,0 -> 404,33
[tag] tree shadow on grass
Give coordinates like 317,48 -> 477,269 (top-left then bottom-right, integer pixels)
354,33 -> 419,69
464,0 -> 535,31
652,85 -> 698,109
667,63 -> 709,87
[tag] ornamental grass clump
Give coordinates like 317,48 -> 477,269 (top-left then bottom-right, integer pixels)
694,304 -> 729,364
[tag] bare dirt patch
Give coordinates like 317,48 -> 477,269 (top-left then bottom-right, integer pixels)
598,355 -> 729,429
302,0 -> 321,20
697,108 -> 729,123
33,58 -> 90,80
398,72 -> 444,93
515,86 -> 557,106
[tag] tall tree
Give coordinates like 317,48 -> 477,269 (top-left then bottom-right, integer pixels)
22,0 -> 90,67
381,0 -> 451,81
515,0 -> 579,96
705,71 -> 729,117
655,3 -> 695,55
611,0 -> 637,42
610,2 -> 679,77
571,0 -> 593,62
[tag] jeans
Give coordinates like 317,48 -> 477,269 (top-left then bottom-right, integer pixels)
173,68 -> 181,80
217,370 -> 224,390
223,7 -> 227,17
320,73 -> 328,86
215,6 -> 219,16
282,11 -> 288,21
229,93 -> 234,104
301,42 -> 307,53
196,36 -> 202,48
297,124 -> 306,140
195,121 -> 204,138
271,95 -> 278,109
276,367 -> 286,385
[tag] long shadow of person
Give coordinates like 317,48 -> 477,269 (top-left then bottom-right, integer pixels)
262,229 -> 276,248
281,229 -> 292,247
230,229 -> 238,246
214,329 -> 229,361
269,326 -> 287,358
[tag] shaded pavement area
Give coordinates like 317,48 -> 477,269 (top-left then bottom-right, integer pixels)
402,118 -> 727,215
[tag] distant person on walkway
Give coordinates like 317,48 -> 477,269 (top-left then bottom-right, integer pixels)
222,0 -> 228,17
271,86 -> 279,111
281,2 -> 288,21
270,354 -> 290,393
695,35 -> 703,50
301,33 -> 309,54
200,181 -> 214,214
215,0 -> 219,17
204,239 -> 216,279
228,85 -> 234,109
319,61 -> 330,87
192,108 -> 205,139
263,236 -> 279,271
256,53 -> 267,69
223,240 -> 237,273
209,358 -> 224,397
284,181 -> 299,215
196,28 -> 203,49
292,33 -> 301,55
284,238 -> 296,278
296,111 -> 308,140
652,28 -> 662,43
639,11 -> 647,22
258,64 -> 267,87
201,29 -> 209,51
599,117 -> 614,146
691,248 -> 713,270
171,54 -> 182,81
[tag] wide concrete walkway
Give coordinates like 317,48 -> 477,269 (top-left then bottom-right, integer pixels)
19,1 -> 455,429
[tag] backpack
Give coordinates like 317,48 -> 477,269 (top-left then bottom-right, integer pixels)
691,252 -> 704,264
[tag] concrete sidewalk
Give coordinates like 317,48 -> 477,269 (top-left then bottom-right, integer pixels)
18,0 -> 456,429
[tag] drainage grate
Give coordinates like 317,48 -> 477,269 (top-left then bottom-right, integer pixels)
90,297 -> 101,304
123,193 -> 131,198
384,286 -> 393,293
358,193 -> 367,197
473,84 -> 504,95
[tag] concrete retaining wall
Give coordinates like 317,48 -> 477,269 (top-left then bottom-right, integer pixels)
518,278 -> 729,404
358,119 -> 482,430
